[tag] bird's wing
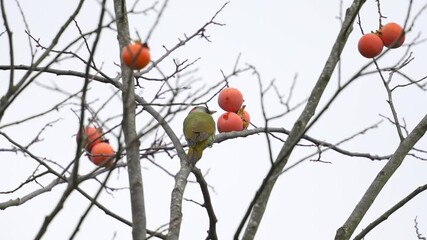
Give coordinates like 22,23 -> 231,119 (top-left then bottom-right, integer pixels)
183,112 -> 215,147
190,116 -> 215,141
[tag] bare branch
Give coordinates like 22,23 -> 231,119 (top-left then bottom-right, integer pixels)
336,114 -> 427,240
235,1 -> 367,239
353,184 -> 427,240
414,217 -> 426,240
137,2 -> 229,76
145,0 -> 169,43
192,168 -> 218,240
113,0 -> 147,239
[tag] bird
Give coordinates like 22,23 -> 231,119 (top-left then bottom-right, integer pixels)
183,106 -> 216,165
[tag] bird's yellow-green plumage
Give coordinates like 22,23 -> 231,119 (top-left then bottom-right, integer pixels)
183,106 -> 216,164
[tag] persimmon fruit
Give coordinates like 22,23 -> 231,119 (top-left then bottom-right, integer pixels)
217,112 -> 243,133
380,22 -> 405,48
77,126 -> 102,152
237,108 -> 250,130
218,87 -> 243,112
358,33 -> 383,58
121,42 -> 151,70
90,142 -> 114,167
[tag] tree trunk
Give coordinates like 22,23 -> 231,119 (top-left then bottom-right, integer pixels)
113,0 -> 147,239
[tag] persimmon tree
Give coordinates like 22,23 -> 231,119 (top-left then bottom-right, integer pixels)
1,0 -> 427,240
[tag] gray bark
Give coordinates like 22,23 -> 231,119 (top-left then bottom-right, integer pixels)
335,114 -> 427,240
240,0 -> 367,239
113,0 -> 147,239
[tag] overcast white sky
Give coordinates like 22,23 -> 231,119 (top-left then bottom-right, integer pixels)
1,0 -> 427,239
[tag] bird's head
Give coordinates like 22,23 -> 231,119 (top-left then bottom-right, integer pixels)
190,106 -> 216,115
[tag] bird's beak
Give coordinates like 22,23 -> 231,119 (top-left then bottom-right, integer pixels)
209,110 -> 217,115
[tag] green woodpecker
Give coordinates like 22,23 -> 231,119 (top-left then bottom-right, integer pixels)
183,106 -> 216,164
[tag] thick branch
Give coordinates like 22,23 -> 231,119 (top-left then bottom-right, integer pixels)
192,168 -> 218,240
167,161 -> 192,240
166,4 -> 229,240
236,1 -> 366,239
335,114 -> 427,240
353,183 -> 427,240
113,0 -> 146,239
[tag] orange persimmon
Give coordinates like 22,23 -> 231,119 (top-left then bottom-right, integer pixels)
90,142 -> 115,167
358,33 -> 383,58
218,87 -> 243,112
121,42 -> 151,70
77,126 -> 103,152
217,112 -> 243,133
237,108 -> 250,130
380,22 -> 405,48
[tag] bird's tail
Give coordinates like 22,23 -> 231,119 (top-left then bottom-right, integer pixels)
187,146 -> 203,165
